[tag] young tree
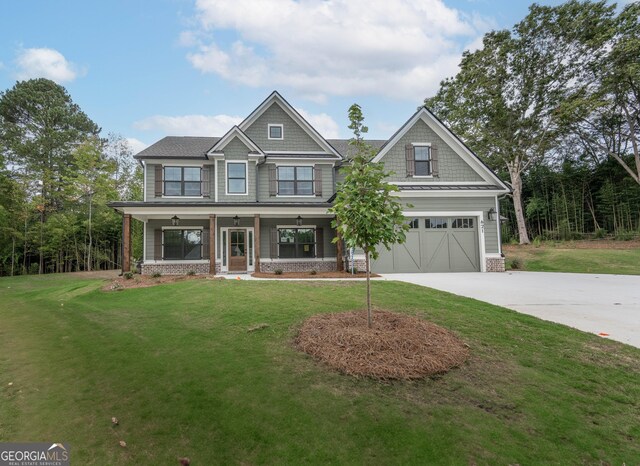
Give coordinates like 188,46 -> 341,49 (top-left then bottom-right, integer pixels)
329,104 -> 409,328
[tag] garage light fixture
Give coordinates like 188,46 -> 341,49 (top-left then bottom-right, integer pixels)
487,208 -> 496,221
296,215 -> 303,226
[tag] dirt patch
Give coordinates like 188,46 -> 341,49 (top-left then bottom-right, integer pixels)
103,274 -> 222,291
252,271 -> 380,279
503,239 -> 640,251
294,310 -> 469,380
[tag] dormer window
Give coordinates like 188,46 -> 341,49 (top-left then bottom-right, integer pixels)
414,145 -> 432,176
268,124 -> 283,140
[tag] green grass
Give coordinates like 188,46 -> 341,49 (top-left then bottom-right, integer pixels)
505,245 -> 640,275
1,274 -> 639,465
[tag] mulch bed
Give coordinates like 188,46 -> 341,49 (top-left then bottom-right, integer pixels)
294,310 -> 469,380
103,274 -> 221,291
252,271 -> 380,279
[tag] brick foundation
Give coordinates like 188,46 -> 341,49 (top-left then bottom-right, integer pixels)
259,260 -> 337,273
344,257 -> 367,273
485,256 -> 506,272
141,262 -> 220,275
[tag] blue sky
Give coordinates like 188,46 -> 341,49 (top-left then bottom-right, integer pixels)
1,0 -> 581,152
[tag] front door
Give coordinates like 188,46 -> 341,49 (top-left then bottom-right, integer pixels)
228,229 -> 247,272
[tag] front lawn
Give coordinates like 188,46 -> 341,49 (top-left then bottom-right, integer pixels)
504,241 -> 640,275
1,274 -> 638,464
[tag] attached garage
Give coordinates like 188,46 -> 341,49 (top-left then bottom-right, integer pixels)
372,216 -> 481,273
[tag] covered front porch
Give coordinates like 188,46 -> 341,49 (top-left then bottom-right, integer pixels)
114,203 -> 344,275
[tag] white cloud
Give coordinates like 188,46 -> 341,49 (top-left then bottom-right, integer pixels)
126,137 -> 149,154
295,108 -> 340,139
184,0 -> 490,101
15,48 -> 83,83
133,114 -> 243,136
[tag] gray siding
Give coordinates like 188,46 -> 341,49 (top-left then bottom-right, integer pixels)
216,137 -> 257,202
244,102 -> 324,152
402,196 -> 499,253
381,119 -> 483,183
145,163 -> 215,202
256,163 -> 334,202
145,219 -> 210,260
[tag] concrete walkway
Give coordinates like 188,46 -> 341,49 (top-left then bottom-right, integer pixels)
383,272 -> 640,348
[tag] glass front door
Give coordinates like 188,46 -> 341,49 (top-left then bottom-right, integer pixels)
228,229 -> 247,271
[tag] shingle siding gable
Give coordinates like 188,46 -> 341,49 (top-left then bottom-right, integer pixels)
380,119 -> 483,183
244,102 -> 323,152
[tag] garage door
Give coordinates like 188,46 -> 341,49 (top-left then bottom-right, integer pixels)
372,216 -> 480,273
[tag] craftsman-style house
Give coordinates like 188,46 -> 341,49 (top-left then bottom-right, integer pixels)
110,91 -> 509,275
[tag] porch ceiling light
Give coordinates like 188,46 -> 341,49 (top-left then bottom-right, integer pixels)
171,215 -> 180,226
487,208 -> 496,222
233,215 -> 240,226
296,215 -> 303,226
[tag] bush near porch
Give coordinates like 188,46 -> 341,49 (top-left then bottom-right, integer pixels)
1,274 -> 638,464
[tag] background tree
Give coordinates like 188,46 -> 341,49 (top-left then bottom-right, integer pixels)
329,104 -> 409,328
425,1 -> 613,244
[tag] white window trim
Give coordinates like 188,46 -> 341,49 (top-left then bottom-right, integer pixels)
161,165 -> 204,197
268,123 -> 284,140
275,224 -> 318,260
412,142 -> 433,178
225,160 -> 248,196
161,196 -> 204,199
160,227 -> 205,262
275,163 -> 316,197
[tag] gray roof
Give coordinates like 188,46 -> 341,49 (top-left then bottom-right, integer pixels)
135,136 -> 219,159
398,184 -> 502,191
326,139 -> 387,158
135,136 -> 388,159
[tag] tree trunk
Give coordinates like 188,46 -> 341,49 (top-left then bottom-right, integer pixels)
507,161 -> 530,244
365,250 -> 371,329
87,193 -> 92,272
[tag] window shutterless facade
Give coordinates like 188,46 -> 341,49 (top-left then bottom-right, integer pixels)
414,146 -> 432,176
164,167 -> 201,196
277,166 -> 314,195
278,228 -> 315,258
268,124 -> 283,140
163,229 -> 202,260
227,162 -> 247,194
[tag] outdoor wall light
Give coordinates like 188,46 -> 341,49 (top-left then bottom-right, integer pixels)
487,208 -> 496,222
296,215 -> 303,226
233,215 -> 240,226
171,215 -> 180,226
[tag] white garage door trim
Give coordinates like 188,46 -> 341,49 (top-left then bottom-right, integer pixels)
402,211 -> 486,272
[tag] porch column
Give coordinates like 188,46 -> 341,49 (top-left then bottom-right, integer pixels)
254,214 -> 261,273
209,214 -> 216,275
122,213 -> 131,273
335,221 -> 344,272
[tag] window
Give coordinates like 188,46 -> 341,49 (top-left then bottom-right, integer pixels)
452,218 -> 474,229
278,228 -> 315,258
227,162 -> 247,194
414,146 -> 432,176
163,229 -> 202,260
164,167 -> 201,196
426,218 -> 448,229
268,124 -> 283,140
407,218 -> 419,229
277,166 -> 314,195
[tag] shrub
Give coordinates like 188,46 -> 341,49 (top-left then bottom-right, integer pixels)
508,258 -> 523,270
532,237 -> 542,248
187,270 -> 196,276
309,270 -> 317,275
123,271 -> 133,280
593,228 -> 607,239
274,269 -> 283,275
615,230 -> 636,241
110,282 -> 123,291
151,271 -> 162,278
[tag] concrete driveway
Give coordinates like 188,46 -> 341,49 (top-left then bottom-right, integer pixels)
383,272 -> 640,348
